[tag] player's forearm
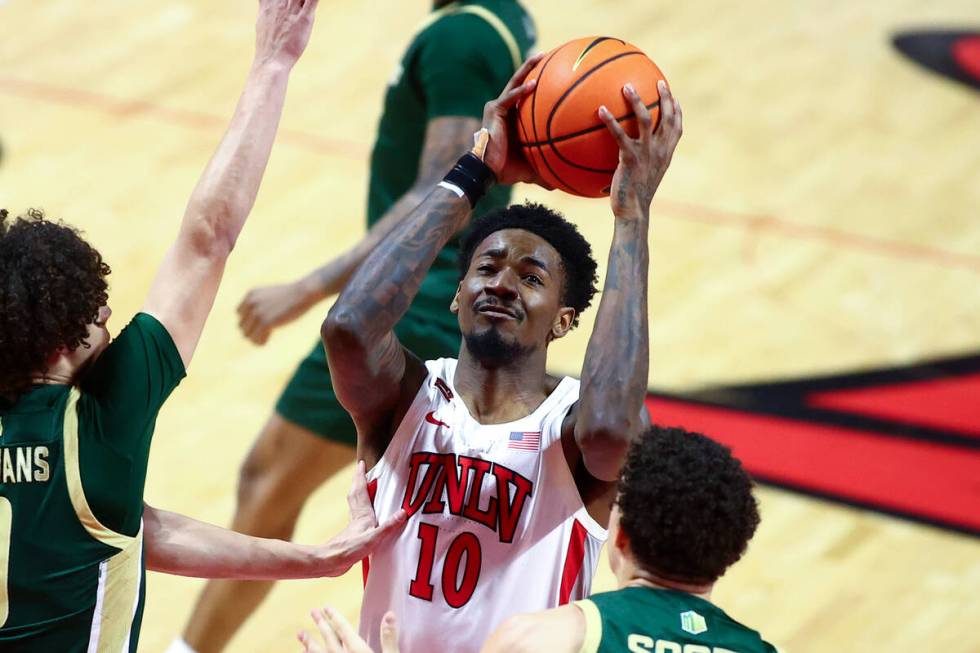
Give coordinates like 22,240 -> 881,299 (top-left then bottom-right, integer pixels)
324,185 -> 472,346
179,61 -> 291,257
143,505 -> 335,580
301,185 -> 433,301
575,215 -> 650,480
305,117 -> 482,301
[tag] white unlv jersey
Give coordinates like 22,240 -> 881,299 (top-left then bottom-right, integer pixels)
360,358 -> 607,653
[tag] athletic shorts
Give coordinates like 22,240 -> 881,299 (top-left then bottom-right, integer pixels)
275,311 -> 460,445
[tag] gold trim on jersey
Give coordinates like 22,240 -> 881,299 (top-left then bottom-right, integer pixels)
62,388 -> 134,551
87,529 -> 143,653
417,2 -> 523,72
0,497 -> 11,628
575,599 -> 602,653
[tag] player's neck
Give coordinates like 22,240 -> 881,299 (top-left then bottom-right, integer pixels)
624,572 -> 714,601
454,347 -> 552,424
30,356 -> 77,386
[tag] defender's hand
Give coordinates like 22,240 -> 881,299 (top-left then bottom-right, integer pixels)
237,279 -> 319,345
254,0 -> 319,69
478,54 -> 552,188
299,608 -> 400,653
600,80 -> 683,219
315,461 -> 407,577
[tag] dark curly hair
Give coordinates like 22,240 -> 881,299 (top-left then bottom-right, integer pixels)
0,208 -> 111,403
618,426 -> 761,585
458,202 -> 599,328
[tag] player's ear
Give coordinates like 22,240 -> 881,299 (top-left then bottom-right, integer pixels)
614,519 -> 631,554
549,307 -> 575,340
450,283 -> 462,315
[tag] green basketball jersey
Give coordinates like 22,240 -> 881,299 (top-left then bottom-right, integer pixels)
576,587 -> 778,653
368,0 -> 536,326
0,313 -> 185,652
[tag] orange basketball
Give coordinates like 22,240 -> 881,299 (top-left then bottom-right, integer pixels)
517,37 -> 667,198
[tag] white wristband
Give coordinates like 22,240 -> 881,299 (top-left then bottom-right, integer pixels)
438,180 -> 465,198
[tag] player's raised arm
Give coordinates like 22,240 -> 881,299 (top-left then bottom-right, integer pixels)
141,0 -> 318,367
237,116 -> 480,345
570,81 -> 683,482
143,463 -> 406,579
322,55 -> 545,460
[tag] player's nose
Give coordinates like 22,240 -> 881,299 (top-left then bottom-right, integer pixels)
483,268 -> 519,298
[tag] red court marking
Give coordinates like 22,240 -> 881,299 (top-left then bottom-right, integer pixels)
952,36 -> 980,81
655,199 -> 980,272
808,373 -> 980,438
0,76 -> 368,161
3,76 -> 980,272
646,395 -> 980,533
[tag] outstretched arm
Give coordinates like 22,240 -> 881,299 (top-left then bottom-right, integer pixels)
237,116 -> 480,345
322,55 -> 544,462
141,0 -> 318,367
144,462 -> 406,580
570,81 -> 683,482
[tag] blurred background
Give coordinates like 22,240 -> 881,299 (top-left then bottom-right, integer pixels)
1,1 -> 978,651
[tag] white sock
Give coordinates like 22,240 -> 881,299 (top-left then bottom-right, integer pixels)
163,637 -> 199,653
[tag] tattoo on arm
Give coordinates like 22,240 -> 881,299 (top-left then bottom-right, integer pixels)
575,217 -> 650,477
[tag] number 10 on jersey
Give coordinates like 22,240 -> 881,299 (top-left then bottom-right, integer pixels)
409,522 -> 482,608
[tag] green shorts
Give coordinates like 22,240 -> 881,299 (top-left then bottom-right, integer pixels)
275,311 -> 460,445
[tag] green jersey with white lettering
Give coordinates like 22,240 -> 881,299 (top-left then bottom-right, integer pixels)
577,587 -> 778,653
0,314 -> 185,652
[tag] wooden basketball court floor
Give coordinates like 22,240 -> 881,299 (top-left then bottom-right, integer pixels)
2,1 -> 979,651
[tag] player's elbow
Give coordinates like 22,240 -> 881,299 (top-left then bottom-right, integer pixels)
182,203 -> 241,259
575,421 -> 634,482
322,304 -> 368,352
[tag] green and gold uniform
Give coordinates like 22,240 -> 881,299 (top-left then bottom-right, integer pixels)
0,314 -> 185,652
576,587 -> 778,653
276,0 -> 536,444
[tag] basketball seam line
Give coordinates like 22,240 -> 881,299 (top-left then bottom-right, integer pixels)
519,100 -> 660,147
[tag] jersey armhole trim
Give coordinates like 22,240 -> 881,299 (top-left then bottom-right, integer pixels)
455,5 -> 522,71
63,388 -> 135,550
574,599 -> 602,653
418,2 -> 522,72
365,369 -> 437,484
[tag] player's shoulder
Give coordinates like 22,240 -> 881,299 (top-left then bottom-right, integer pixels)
481,604 -> 583,653
420,1 -> 528,54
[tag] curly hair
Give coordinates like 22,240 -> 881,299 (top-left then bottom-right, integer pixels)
0,208 -> 111,403
618,426 -> 761,585
458,202 -> 598,328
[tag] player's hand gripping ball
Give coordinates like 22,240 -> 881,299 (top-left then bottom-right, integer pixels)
517,37 -> 668,197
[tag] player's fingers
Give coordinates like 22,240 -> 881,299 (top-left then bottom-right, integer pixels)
598,105 -> 634,154
347,460 -> 368,509
380,612 -> 400,653
323,606 -> 367,652
236,293 -> 253,316
373,509 -> 408,540
496,78 -> 536,111
252,327 -> 271,346
311,609 -> 343,652
623,84 -> 653,141
501,52 -> 545,96
297,629 -> 327,653
240,313 -> 263,342
656,80 -> 675,128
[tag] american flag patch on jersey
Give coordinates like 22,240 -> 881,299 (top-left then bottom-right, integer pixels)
508,431 -> 541,451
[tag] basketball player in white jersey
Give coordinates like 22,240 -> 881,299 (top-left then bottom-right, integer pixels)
321,53 -> 682,653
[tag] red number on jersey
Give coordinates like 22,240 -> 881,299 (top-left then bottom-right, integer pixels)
409,522 -> 482,608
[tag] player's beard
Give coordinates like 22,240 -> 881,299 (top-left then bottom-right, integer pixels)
464,327 -> 532,369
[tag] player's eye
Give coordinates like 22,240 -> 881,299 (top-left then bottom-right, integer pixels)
477,264 -> 496,274
524,274 -> 543,286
